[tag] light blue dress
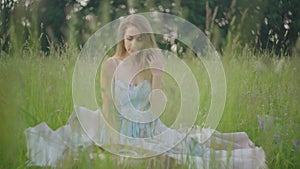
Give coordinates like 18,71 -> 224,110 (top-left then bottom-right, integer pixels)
25,78 -> 267,168
115,79 -> 157,139
112,79 -> 206,155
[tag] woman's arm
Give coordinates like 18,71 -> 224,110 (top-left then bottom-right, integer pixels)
151,74 -> 163,89
147,50 -> 164,89
100,58 -> 119,129
147,52 -> 166,115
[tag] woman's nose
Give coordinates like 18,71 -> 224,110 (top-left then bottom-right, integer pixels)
131,40 -> 137,49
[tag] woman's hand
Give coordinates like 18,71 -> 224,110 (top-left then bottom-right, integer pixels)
146,53 -> 163,77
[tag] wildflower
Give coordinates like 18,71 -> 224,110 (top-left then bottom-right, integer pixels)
257,115 -> 264,130
293,140 -> 299,151
273,134 -> 279,142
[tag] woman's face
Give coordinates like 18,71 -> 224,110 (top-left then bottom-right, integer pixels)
124,25 -> 143,55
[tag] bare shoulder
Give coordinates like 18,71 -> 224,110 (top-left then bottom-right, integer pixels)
102,57 -> 117,69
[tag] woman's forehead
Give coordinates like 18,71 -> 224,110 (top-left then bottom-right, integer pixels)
125,26 -> 141,36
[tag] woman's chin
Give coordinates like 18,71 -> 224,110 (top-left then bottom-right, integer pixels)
126,49 -> 142,57
127,50 -> 137,55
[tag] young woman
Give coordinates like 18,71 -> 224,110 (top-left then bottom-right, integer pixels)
25,14 -> 267,168
100,14 -> 165,138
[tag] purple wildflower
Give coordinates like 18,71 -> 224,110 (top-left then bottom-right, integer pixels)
293,140 -> 299,151
273,134 -> 279,141
257,115 -> 264,130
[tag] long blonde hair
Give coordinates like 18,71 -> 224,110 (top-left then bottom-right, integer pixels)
114,14 -> 160,81
115,14 -> 158,58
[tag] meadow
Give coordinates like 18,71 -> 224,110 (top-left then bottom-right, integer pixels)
0,43 -> 299,168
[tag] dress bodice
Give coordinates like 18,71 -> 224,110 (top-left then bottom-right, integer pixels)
114,79 -> 151,114
113,79 -> 159,138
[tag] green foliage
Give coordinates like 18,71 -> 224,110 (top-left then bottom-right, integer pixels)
258,0 -> 300,55
1,0 -> 300,56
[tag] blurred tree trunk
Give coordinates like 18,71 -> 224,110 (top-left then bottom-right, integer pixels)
38,0 -> 68,53
100,0 -> 111,24
0,0 -> 15,53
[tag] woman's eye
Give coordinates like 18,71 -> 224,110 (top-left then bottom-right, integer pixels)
126,36 -> 133,40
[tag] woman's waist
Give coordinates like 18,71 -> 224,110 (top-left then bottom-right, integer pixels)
117,108 -> 157,123
119,117 -> 157,138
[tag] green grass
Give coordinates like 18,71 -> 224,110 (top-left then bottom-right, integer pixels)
0,45 -> 299,168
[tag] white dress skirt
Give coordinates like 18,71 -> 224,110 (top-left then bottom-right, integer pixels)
25,79 -> 267,168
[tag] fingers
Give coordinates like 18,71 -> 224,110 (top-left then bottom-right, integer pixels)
147,54 -> 159,63
146,55 -> 152,63
146,53 -> 163,69
147,54 -> 154,63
